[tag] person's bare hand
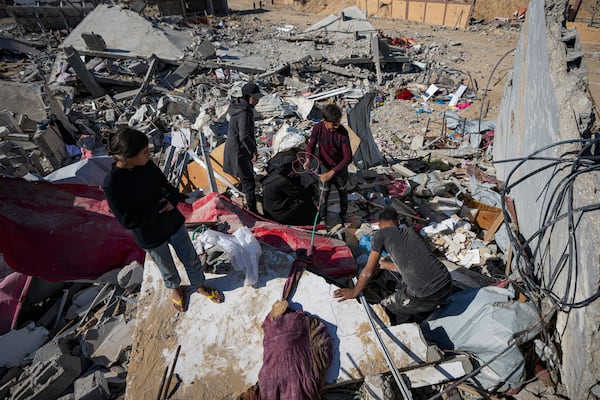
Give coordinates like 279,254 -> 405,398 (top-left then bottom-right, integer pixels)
333,288 -> 356,302
302,159 -> 310,170
252,153 -> 258,163
319,170 -> 335,183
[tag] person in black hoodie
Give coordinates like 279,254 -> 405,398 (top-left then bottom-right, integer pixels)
223,82 -> 263,214
262,150 -> 318,226
103,128 -> 224,312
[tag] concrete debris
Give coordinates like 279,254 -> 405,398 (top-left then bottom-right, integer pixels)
116,261 -> 144,291
81,315 -> 134,367
9,338 -> 85,400
73,370 -> 110,400
0,2 -> 562,399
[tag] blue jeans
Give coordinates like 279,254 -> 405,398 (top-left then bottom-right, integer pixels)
146,225 -> 206,289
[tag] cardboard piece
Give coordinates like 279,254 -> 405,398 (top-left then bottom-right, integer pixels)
180,143 -> 239,194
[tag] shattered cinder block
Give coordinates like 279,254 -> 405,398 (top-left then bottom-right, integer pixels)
9,347 -> 84,400
80,32 -> 106,51
362,374 -> 399,400
74,370 -> 110,400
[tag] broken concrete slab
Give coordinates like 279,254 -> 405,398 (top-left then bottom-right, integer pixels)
116,261 -> 144,291
10,343 -> 84,400
0,82 -> 46,123
162,60 -> 198,90
82,315 -> 134,367
0,36 -> 42,57
304,6 -> 376,38
194,40 -> 216,60
0,322 -> 48,367
127,245 -> 436,398
63,46 -> 106,98
59,5 -> 193,62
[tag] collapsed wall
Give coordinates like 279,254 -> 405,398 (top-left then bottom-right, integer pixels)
493,0 -> 600,398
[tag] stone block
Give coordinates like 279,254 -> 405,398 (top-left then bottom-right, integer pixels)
74,370 -> 110,400
33,339 -> 71,365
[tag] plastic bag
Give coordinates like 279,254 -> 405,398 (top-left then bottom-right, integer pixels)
272,123 -> 306,154
194,226 -> 261,286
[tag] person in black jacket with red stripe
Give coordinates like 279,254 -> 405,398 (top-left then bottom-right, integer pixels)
103,128 -> 224,312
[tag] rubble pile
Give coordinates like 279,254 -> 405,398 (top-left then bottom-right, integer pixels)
0,262 -> 143,400
0,2 -> 561,399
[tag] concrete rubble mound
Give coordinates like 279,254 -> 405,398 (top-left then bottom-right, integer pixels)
0,0 -> 598,399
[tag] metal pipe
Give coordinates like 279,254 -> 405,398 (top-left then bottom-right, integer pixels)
163,344 -> 182,400
355,278 -> 413,400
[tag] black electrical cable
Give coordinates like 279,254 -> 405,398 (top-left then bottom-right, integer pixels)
498,137 -> 600,310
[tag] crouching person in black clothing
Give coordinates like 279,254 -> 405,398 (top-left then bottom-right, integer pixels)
103,127 -> 224,312
262,150 -> 318,226
334,206 -> 452,324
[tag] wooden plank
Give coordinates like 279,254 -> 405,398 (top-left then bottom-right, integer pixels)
483,211 -> 504,242
179,143 -> 239,194
463,196 -> 502,231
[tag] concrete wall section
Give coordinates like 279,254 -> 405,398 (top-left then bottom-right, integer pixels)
494,0 -> 600,398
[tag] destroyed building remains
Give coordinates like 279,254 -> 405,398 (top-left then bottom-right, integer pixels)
0,0 -> 599,399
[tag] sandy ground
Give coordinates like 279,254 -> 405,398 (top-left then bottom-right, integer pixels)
124,2 -> 599,397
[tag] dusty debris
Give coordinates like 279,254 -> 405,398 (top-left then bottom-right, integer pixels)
0,0 -> 579,399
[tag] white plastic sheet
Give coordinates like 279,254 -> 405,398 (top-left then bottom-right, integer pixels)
423,285 -> 541,391
271,123 -> 306,154
194,226 -> 261,286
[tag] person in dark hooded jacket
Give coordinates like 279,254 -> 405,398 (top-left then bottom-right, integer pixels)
262,150 -> 318,226
223,82 -> 263,214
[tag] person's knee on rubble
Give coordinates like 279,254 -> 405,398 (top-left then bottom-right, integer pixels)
303,103 -> 352,225
102,127 -> 224,312
262,149 -> 318,226
223,82 -> 264,214
333,206 -> 452,324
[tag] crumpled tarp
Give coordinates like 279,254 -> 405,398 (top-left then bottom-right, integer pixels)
43,155 -> 113,185
422,285 -> 541,391
0,179 -> 355,283
0,177 -> 145,282
347,93 -> 385,169
182,193 -> 357,279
